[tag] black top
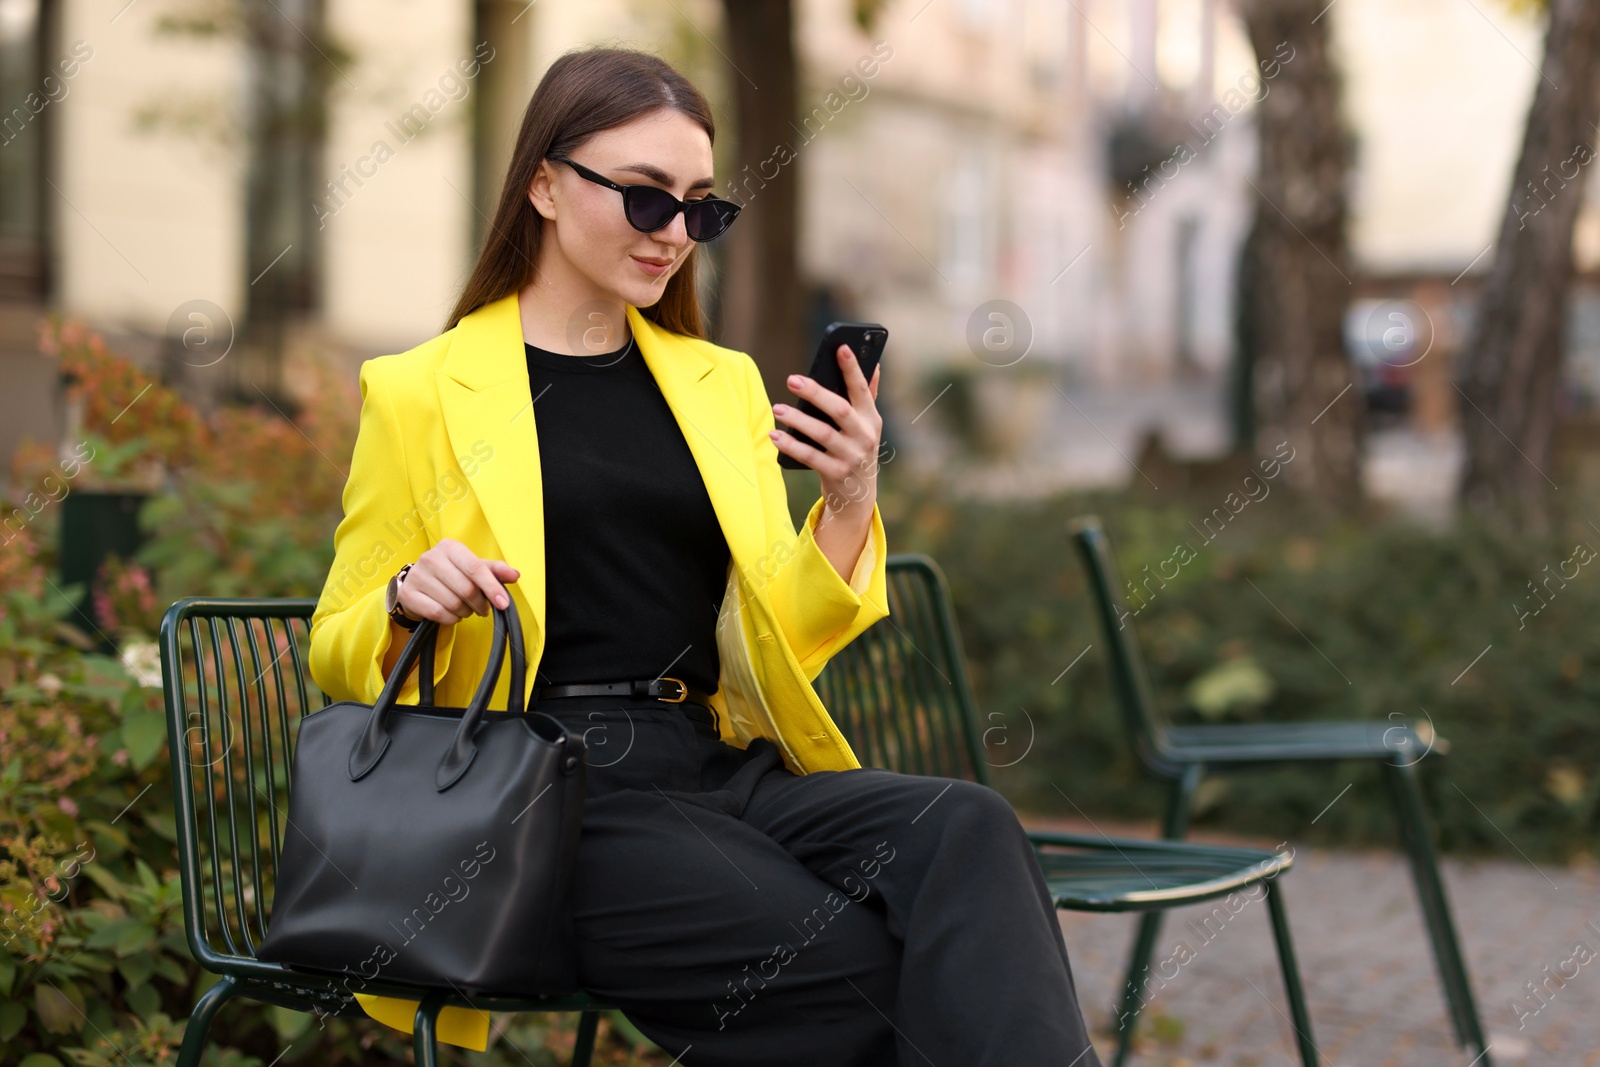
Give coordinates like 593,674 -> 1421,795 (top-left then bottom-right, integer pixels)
525,334 -> 731,694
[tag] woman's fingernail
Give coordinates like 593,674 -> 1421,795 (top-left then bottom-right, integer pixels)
773,403 -> 788,413
768,430 -> 781,441
788,374 -> 803,385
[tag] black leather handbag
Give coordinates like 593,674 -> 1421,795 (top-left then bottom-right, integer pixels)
257,598 -> 587,997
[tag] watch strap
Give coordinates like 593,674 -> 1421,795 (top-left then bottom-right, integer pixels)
388,563 -> 422,630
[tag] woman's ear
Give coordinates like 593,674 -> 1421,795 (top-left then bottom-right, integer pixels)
527,159 -> 559,222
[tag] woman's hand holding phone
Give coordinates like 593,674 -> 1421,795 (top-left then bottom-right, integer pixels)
770,342 -> 883,514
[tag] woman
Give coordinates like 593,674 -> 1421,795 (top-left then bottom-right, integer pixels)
309,45 -> 1103,1067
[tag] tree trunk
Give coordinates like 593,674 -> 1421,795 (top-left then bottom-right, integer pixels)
1457,0 -> 1600,531
239,0 -> 331,403
1235,0 -> 1361,505
722,0 -> 807,397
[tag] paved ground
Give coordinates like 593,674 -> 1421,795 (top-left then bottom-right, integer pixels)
1024,815 -> 1600,1067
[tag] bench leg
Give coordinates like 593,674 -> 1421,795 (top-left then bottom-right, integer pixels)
1263,878 -> 1319,1067
176,975 -> 242,1067
413,989 -> 447,1067
1111,912 -> 1164,1067
1111,767 -> 1200,1066
571,1009 -> 602,1067
1159,765 -> 1201,840
1385,758 -> 1491,1064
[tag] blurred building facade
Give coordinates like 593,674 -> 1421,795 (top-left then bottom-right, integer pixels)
0,0 -> 1581,495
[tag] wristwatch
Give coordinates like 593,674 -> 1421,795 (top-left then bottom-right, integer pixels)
385,563 -> 422,630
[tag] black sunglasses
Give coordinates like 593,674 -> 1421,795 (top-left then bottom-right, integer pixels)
548,154 -> 741,242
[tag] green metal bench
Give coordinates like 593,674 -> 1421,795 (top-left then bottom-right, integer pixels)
161,554 -> 1319,1067
1068,516 -> 1490,1067
818,554 -> 1317,1067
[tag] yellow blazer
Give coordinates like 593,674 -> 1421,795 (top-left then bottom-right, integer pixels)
307,291 -> 890,1049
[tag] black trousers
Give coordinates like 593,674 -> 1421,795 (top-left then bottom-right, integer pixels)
539,696 -> 1105,1067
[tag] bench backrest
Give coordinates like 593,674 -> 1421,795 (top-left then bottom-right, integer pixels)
813,553 -> 991,785
1068,516 -> 1181,778
158,598 -> 326,973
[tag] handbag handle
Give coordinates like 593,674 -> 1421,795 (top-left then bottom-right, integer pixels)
415,625 -> 479,706
418,633 -> 436,705
348,597 -> 530,790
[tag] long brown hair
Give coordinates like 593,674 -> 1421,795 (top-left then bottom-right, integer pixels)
446,47 -> 715,337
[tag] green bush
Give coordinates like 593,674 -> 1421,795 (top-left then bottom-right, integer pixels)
879,474 -> 1600,862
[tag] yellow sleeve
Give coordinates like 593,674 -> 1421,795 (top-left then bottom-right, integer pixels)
737,353 -> 890,681
352,992 -> 489,1052
308,358 -> 458,704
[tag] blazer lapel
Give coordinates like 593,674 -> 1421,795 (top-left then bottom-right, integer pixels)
436,293 -> 545,645
626,305 -> 765,570
435,293 -> 767,661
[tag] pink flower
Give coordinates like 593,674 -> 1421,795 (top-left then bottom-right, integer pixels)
57,797 -> 78,817
92,587 -> 117,633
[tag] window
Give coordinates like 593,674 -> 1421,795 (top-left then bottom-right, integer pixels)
0,0 -> 53,301
241,0 -> 329,332
942,147 -> 991,293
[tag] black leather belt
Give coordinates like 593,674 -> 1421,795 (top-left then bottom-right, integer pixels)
533,676 -> 717,707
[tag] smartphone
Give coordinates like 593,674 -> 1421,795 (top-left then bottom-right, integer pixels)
777,321 -> 889,470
